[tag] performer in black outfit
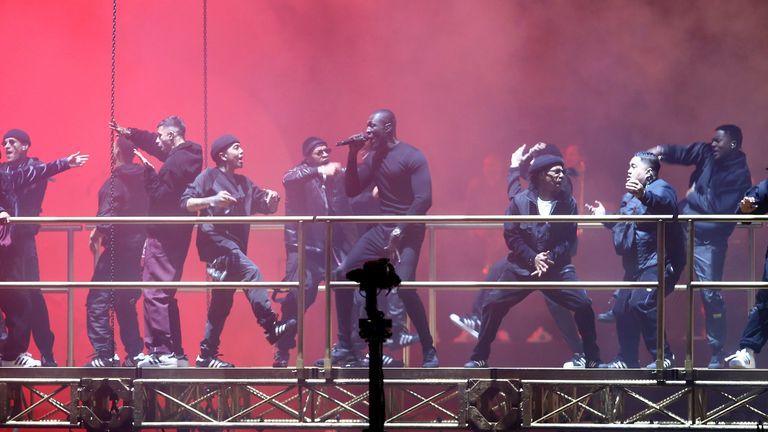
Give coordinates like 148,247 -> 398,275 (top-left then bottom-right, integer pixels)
1,129 -> 57,366
588,152 -> 685,369
726,179 -> 768,368
464,154 -> 601,368
0,150 -> 88,367
181,134 -> 296,368
85,137 -> 148,367
277,137 -> 354,367
111,117 -> 202,368
450,143 -> 587,367
648,125 -> 751,368
328,109 -> 439,368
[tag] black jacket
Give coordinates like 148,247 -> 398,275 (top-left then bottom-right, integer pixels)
128,128 -> 203,242
95,163 -> 149,248
0,158 -> 70,248
282,162 -> 354,253
660,142 -> 751,241
181,168 -> 277,263
504,187 -> 577,276
1,157 -> 47,238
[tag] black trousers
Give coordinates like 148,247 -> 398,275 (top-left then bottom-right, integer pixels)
87,243 -> 144,358
613,265 -> 675,367
276,249 -> 325,352
0,247 -> 31,359
471,257 -> 583,354
200,249 -> 275,358
334,224 -> 434,354
737,251 -> 768,353
471,263 -> 599,363
13,235 -> 55,359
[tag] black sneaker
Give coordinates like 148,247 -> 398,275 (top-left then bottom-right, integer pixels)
314,345 -> 359,367
384,332 -> 420,349
599,359 -> 629,369
597,309 -> 615,323
85,354 -> 119,368
196,354 -> 235,368
422,347 -> 439,368
708,352 -> 725,369
585,359 -> 601,368
265,319 -> 297,345
41,356 -> 58,367
358,353 -> 404,368
273,350 -> 289,368
463,359 -> 487,368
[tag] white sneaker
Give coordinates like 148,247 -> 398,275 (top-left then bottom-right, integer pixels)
726,348 -> 756,369
563,353 -> 586,368
137,352 -> 183,368
1,352 -> 42,367
449,313 -> 480,338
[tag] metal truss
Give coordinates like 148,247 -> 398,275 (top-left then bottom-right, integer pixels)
2,368 -> 768,430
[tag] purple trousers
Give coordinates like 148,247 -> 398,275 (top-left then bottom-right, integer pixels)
142,237 -> 187,355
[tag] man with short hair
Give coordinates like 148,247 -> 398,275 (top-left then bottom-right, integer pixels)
111,116 -> 203,367
181,134 -> 295,368
85,136 -> 148,367
0,149 -> 89,367
649,125 -> 751,368
329,109 -> 438,368
588,152 -> 685,369
1,129 -> 57,366
464,154 -> 601,368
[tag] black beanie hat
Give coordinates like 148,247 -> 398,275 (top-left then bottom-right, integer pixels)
211,134 -> 239,162
3,129 -> 31,147
528,154 -> 564,176
302,136 -> 326,157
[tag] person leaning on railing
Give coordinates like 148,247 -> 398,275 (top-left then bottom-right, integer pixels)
725,177 -> 768,368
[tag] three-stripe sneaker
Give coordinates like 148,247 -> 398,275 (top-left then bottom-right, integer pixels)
358,353 -> 405,368
563,353 -> 586,368
463,359 -> 488,368
449,314 -> 481,339
726,348 -> 756,369
385,332 -> 420,349
136,352 -> 185,368
196,355 -> 235,368
85,354 -> 120,368
265,319 -> 297,345
599,359 -> 629,369
645,354 -> 675,369
1,352 -> 42,367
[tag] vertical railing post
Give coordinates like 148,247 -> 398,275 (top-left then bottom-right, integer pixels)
686,220 -> 695,372
323,221 -> 333,369
428,224 -> 437,338
67,227 -> 76,367
296,219 -> 306,370
656,219 -> 666,370
747,223 -> 757,311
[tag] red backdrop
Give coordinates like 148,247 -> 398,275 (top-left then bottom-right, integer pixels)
1,0 -> 768,367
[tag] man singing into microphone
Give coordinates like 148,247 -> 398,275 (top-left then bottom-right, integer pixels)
324,109 -> 438,368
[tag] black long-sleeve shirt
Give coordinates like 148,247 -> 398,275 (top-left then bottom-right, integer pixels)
660,142 -> 751,241
345,142 -> 431,233
127,128 -> 202,244
181,168 -> 276,263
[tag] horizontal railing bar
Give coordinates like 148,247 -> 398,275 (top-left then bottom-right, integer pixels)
0,281 -> 298,289
691,281 -> 768,288
10,214 -> 768,225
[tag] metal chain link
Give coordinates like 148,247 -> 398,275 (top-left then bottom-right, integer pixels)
107,0 -> 118,357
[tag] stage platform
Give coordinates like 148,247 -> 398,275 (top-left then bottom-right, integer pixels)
1,367 -> 767,430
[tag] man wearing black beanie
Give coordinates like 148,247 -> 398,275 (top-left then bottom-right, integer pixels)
181,134 -> 295,367
111,116 -> 202,368
2,129 -> 57,366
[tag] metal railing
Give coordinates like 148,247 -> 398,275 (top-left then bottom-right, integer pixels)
3,214 -> 767,371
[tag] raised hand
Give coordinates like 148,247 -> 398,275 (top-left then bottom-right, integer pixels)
740,196 -> 758,214
585,200 -> 606,216
67,152 -> 89,168
108,121 -> 130,136
133,149 -> 154,169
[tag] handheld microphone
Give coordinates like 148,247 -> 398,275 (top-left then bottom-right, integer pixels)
337,133 -> 367,146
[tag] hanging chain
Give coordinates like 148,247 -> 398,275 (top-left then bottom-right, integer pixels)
107,0 -> 118,356
203,0 -> 212,309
